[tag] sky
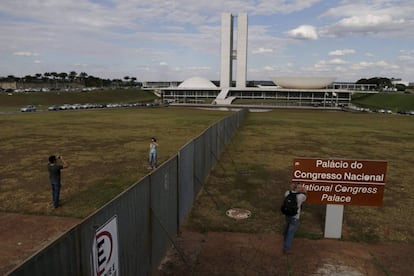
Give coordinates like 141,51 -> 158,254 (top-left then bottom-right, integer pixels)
1,0 -> 414,82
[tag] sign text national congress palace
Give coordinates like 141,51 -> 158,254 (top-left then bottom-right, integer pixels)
292,158 -> 387,206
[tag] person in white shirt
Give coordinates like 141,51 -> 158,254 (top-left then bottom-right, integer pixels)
148,137 -> 159,169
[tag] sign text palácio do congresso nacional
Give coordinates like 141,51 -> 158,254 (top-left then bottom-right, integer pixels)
292,158 -> 387,206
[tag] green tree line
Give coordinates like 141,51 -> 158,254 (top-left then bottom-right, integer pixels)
0,71 -> 141,88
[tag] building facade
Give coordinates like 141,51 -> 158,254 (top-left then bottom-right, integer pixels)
155,13 -> 380,108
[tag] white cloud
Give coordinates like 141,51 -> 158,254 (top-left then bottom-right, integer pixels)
329,49 -> 355,56
339,14 -> 399,28
137,67 -> 151,72
188,66 -> 211,70
328,14 -> 406,36
319,2 -> 414,38
399,49 -> 414,61
13,51 -> 39,57
328,58 -> 347,65
351,60 -> 399,70
74,63 -> 88,67
252,47 -> 274,54
400,49 -> 414,55
286,25 -> 318,40
250,0 -> 321,15
399,55 -> 414,61
264,66 -> 275,71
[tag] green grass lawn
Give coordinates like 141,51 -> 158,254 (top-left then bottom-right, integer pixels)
0,107 -> 229,217
2,90 -> 414,243
232,92 -> 414,111
187,109 -> 414,243
351,92 -> 414,112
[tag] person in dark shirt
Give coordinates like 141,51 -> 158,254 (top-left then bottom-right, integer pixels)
283,182 -> 307,254
48,155 -> 68,208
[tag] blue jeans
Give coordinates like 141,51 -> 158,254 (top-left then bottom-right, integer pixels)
50,181 -> 61,208
283,216 -> 300,250
149,152 -> 157,168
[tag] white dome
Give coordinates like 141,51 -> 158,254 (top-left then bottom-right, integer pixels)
272,77 -> 336,89
178,77 -> 216,88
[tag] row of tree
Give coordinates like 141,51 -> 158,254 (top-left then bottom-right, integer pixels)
356,77 -> 407,91
0,72 -> 141,88
1,73 -> 408,91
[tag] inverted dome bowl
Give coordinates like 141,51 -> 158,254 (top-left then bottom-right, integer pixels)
272,77 -> 336,89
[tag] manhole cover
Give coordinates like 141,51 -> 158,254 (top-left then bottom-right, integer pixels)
226,208 -> 252,220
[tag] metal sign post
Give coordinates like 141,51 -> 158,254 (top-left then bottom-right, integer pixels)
324,204 -> 344,238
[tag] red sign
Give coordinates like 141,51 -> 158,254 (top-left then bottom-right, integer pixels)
292,158 -> 387,206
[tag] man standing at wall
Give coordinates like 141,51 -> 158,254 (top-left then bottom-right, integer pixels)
48,155 -> 68,208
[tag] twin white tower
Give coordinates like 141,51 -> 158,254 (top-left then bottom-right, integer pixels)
220,13 -> 248,88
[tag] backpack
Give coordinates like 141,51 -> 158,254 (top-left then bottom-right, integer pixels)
280,191 -> 298,216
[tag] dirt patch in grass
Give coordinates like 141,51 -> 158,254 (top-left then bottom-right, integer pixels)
0,212 -> 80,275
156,228 -> 414,275
2,215 -> 413,275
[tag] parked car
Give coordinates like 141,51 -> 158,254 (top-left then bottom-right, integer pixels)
48,105 -> 60,111
59,104 -> 72,110
70,103 -> 82,109
20,105 -> 36,112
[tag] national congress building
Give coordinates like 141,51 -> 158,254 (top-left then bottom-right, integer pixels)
151,13 -> 376,107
